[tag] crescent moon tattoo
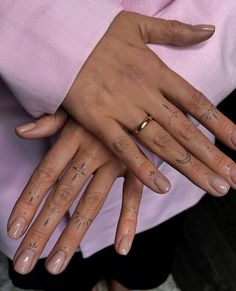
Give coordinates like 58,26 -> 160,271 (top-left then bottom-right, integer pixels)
176,150 -> 191,164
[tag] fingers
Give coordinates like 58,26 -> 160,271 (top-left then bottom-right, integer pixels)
16,108 -> 68,139
160,68 -> 236,150
12,139 -> 110,274
45,161 -> 123,274
136,119 -> 230,196
115,172 -> 143,255
7,120 -> 81,239
93,117 -> 170,194
142,96 -> 236,189
138,15 -> 215,45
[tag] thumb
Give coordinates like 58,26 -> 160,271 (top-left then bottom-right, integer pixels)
138,15 -> 215,46
16,108 -> 68,139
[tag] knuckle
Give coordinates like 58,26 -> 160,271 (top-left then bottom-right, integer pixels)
213,154 -> 227,169
153,131 -> 172,148
28,228 -> 47,244
169,20 -> 180,33
83,192 -> 104,211
188,89 -> 207,111
33,165 -> 56,183
51,185 -> 74,208
60,233 -> 79,248
178,120 -> 196,140
112,137 -> 131,153
215,120 -> 231,135
168,20 -> 183,41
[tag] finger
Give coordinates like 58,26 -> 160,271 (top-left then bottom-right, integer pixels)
136,119 -> 230,196
16,108 -> 68,139
91,117 -> 170,194
160,66 -> 236,151
138,14 -> 215,45
8,119 -> 80,239
115,172 -> 143,256
45,161 -> 123,274
12,142 -> 107,274
141,96 -> 236,189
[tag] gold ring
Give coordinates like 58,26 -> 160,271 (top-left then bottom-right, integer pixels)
134,115 -> 153,135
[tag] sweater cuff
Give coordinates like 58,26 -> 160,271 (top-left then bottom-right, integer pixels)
0,0 -> 123,117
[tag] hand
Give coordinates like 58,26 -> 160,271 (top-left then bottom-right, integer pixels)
8,110 -> 143,274
63,12 -> 236,196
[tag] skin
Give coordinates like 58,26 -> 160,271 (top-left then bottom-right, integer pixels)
9,110 -> 142,276
7,12 -> 236,277
63,12 -> 236,194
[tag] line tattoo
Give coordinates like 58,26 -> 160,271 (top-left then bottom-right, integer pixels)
43,218 -> 50,227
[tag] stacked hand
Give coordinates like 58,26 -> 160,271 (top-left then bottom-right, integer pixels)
8,11 -> 236,275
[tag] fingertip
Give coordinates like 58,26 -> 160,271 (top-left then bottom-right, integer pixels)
15,123 -> 36,137
153,176 -> 171,194
7,217 -> 27,239
46,251 -> 67,275
117,235 -> 132,256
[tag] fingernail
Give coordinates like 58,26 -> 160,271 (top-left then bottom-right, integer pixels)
16,123 -> 36,133
209,176 -> 230,195
193,25 -> 215,32
47,251 -> 66,274
231,131 -> 236,147
118,236 -> 131,256
14,249 -> 35,274
153,177 -> 170,193
231,168 -> 236,185
8,217 -> 26,239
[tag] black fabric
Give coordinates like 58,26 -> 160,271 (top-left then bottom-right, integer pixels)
8,211 -> 185,291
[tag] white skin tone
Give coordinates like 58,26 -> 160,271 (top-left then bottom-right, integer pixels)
7,12 -> 236,279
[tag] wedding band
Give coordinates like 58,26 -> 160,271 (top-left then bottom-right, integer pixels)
134,115 -> 153,135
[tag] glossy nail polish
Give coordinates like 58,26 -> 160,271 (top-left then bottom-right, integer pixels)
193,24 -> 215,32
14,249 -> 35,274
118,236 -> 131,256
231,168 -> 236,185
8,217 -> 26,239
231,131 -> 236,147
209,176 -> 230,195
16,123 -> 36,133
153,176 -> 170,193
47,251 -> 66,274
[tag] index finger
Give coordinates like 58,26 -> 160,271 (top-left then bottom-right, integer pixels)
7,120 -> 80,239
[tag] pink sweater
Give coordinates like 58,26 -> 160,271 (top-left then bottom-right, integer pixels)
0,0 -> 235,259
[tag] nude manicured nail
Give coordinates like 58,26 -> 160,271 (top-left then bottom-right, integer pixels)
209,176 -> 230,195
231,168 -> 236,185
16,123 -> 36,133
47,251 -> 66,274
193,24 -> 215,32
8,217 -> 26,239
118,236 -> 131,255
14,249 -> 35,274
153,177 -> 170,193
231,131 -> 236,147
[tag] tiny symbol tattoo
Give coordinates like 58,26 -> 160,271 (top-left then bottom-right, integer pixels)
73,163 -> 86,181
29,241 -> 38,249
74,211 -> 93,230
176,150 -> 191,164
